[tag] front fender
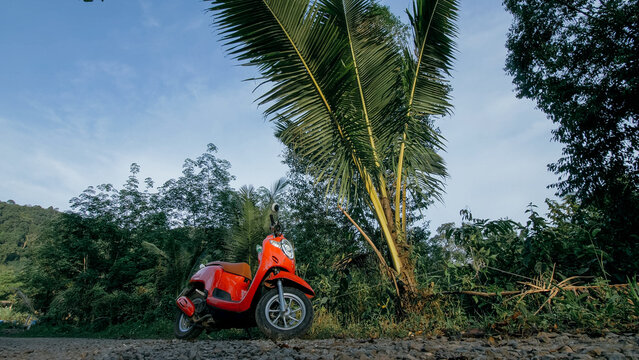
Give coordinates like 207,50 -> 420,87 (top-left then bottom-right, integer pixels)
266,271 -> 315,298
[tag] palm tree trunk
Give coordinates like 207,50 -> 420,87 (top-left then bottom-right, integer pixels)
379,192 -> 418,296
380,195 -> 396,241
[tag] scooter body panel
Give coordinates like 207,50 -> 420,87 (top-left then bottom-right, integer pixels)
189,266 -> 219,296
214,269 -> 250,301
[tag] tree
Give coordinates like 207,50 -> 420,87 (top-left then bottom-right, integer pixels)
504,0 -> 638,202
0,201 -> 59,265
0,202 -> 59,304
160,143 -> 234,230
20,144 -> 237,325
504,0 -> 639,278
206,0 -> 458,292
159,143 -> 235,278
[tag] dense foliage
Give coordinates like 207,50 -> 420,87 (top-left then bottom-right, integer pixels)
8,145 -> 234,330
1,143 -> 637,337
0,202 -> 58,302
504,0 -> 639,280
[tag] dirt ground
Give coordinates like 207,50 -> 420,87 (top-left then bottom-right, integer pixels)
1,332 -> 638,359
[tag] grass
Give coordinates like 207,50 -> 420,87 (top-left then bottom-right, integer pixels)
0,307 -> 33,323
1,319 -> 172,339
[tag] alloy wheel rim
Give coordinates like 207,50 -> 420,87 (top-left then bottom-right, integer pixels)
178,313 -> 194,332
264,292 -> 306,331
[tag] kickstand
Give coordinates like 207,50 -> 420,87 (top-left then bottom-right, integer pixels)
244,328 -> 254,339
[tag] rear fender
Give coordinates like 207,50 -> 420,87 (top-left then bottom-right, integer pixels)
265,271 -> 314,298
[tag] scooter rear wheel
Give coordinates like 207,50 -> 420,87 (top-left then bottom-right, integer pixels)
255,286 -> 313,339
174,296 -> 204,340
174,310 -> 203,340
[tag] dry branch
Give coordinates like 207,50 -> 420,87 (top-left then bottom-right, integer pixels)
440,269 -> 630,314
337,205 -> 400,297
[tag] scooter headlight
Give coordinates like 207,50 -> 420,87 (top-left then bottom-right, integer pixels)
269,239 -> 295,260
280,239 -> 294,259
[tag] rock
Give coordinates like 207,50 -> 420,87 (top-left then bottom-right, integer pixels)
408,341 -> 424,352
587,347 -> 604,356
506,340 -> 519,347
603,352 -> 626,360
188,347 -> 200,360
558,345 -> 574,353
571,355 -> 593,360
538,332 -> 552,343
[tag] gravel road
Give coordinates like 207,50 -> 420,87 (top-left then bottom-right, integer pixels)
1,332 -> 638,359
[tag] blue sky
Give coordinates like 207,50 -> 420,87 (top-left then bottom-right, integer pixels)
0,0 -> 562,230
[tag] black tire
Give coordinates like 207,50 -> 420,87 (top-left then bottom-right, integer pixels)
174,308 -> 203,340
255,286 -> 313,340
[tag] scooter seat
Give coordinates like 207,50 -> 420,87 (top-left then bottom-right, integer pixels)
206,261 -> 252,280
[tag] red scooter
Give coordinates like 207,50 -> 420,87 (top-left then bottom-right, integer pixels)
175,204 -> 314,339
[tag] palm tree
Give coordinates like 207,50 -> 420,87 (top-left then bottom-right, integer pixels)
258,177 -> 289,208
208,0 -> 458,291
226,180 -> 289,269
226,185 -> 265,269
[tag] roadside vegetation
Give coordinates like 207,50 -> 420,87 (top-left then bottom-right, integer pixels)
1,146 -> 637,339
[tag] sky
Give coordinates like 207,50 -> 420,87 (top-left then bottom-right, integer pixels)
0,0 -> 563,230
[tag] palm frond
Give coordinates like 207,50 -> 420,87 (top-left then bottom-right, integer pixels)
327,0 -> 404,174
210,0 -> 375,199
258,177 -> 289,206
226,190 -> 267,268
394,0 -> 457,214
406,0 -> 458,116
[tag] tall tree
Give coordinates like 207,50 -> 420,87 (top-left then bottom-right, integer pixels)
158,143 -> 235,282
504,0 -> 639,278
206,0 -> 458,292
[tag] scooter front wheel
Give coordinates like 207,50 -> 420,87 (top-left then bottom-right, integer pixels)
255,286 -> 313,339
